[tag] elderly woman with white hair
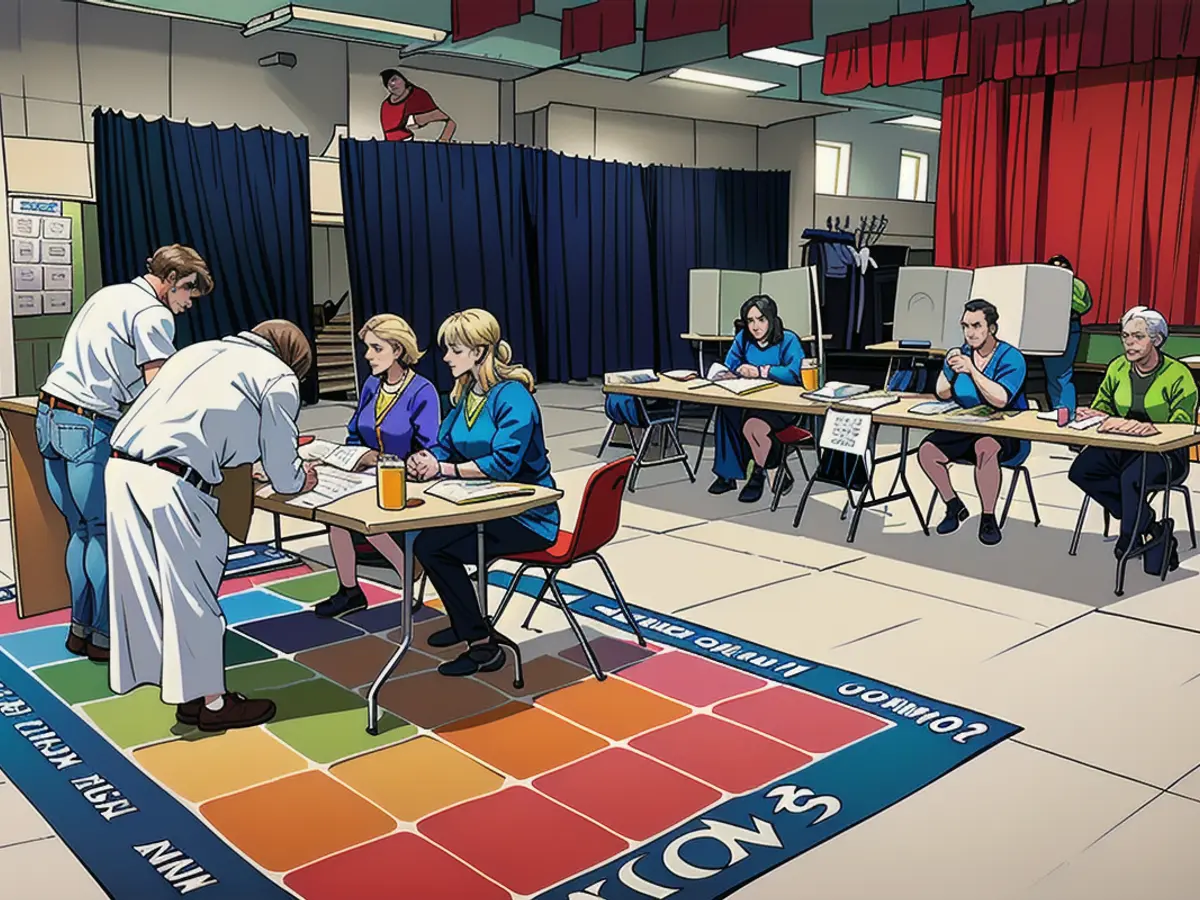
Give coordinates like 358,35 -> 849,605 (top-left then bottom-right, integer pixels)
1069,306 -> 1197,574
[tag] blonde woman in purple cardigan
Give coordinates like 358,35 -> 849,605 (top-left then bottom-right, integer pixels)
314,314 -> 440,618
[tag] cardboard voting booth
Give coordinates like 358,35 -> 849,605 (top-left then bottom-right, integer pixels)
689,267 -> 815,337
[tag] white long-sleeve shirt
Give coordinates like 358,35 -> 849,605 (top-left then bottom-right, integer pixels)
41,277 -> 176,419
111,332 -> 305,494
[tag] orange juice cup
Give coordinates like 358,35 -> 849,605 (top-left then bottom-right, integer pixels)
800,359 -> 819,391
377,455 -> 407,510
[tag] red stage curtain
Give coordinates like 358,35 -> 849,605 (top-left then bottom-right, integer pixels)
451,0 -> 533,42
726,0 -> 812,58
561,0 -> 637,58
937,60 -> 1200,325
644,0 -> 728,42
822,6 -> 968,94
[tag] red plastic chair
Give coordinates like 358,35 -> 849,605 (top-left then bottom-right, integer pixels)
771,423 -> 814,513
491,456 -> 646,681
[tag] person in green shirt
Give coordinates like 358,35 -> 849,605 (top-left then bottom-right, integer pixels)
1068,306 -> 1197,574
1044,255 -> 1093,414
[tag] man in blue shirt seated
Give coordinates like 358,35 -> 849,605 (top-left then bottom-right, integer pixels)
917,298 -> 1030,546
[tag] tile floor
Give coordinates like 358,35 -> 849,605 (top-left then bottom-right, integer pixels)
1,384 -> 1199,898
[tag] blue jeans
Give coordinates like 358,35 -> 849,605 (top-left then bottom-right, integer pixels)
35,403 -> 115,645
1044,317 -> 1082,414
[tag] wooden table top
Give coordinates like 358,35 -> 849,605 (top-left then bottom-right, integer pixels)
682,333 -> 828,343
258,478 -> 564,536
602,379 -> 1200,454
0,396 -> 38,416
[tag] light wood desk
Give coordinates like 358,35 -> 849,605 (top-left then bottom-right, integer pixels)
258,478 -> 563,733
681,332 -> 830,372
0,397 -> 71,617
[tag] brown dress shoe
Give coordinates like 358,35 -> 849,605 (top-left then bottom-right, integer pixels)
65,632 -> 88,656
176,699 -> 203,726
85,642 -> 110,663
196,692 -> 277,733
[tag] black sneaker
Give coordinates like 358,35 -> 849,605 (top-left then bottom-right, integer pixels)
427,626 -> 462,649
438,643 -> 506,677
738,467 -> 767,503
314,585 -> 367,619
936,497 -> 969,535
1143,520 -> 1180,575
978,513 -> 1003,546
708,476 -> 737,495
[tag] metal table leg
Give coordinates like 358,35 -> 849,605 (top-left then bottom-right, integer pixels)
366,531 -> 415,734
273,513 -> 283,550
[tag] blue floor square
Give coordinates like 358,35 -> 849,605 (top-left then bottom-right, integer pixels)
220,589 -> 304,627
342,600 -> 441,633
0,625 -> 74,668
235,611 -> 361,654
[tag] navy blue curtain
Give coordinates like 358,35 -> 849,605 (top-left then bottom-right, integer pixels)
340,139 -> 536,394
93,109 -> 317,402
340,138 -> 789,386
526,153 -> 655,381
643,166 -> 791,370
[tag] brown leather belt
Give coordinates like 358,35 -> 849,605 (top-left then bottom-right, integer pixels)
110,449 -> 216,496
39,391 -> 108,421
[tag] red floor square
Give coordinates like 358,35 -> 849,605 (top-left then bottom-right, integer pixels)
630,714 -> 812,793
618,650 -> 767,707
284,832 -> 509,900
418,786 -> 628,895
534,747 -> 720,841
0,601 -> 71,635
218,576 -> 256,598
714,686 -> 888,754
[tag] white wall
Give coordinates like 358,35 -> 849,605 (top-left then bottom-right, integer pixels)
0,0 -> 507,150
757,118 -> 816,267
815,107 -> 940,200
538,102 -> 760,169
812,195 -> 934,251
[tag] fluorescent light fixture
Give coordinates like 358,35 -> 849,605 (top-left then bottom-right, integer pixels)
742,47 -> 823,67
244,6 -> 446,42
883,115 -> 941,130
668,68 -> 780,93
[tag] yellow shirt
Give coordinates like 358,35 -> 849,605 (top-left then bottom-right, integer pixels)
464,389 -> 487,428
373,370 -> 412,449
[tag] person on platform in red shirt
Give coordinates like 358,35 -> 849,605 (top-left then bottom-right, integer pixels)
379,69 -> 456,143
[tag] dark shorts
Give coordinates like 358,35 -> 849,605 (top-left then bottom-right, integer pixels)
923,430 -> 1023,465
742,410 -> 801,468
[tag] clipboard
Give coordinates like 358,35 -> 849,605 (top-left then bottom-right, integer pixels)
213,464 -> 255,543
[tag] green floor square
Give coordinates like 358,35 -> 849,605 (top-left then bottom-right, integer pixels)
264,676 -> 414,764
264,571 -> 339,604
225,631 -> 277,666
82,687 -> 179,749
226,659 -> 316,695
36,659 -> 115,705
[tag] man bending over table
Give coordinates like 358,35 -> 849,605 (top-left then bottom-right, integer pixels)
918,299 -> 1030,547
1068,306 -> 1197,575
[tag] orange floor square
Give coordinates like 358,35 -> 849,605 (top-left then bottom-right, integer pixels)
133,727 -> 308,804
376,670 -> 510,729
437,701 -> 608,779
330,735 -> 504,821
296,635 -> 437,689
536,674 -> 691,740
200,770 -> 395,872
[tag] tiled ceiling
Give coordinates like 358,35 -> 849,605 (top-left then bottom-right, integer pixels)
75,0 -> 1051,115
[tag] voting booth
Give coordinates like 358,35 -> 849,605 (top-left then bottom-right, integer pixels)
688,267 -> 815,337
892,264 -> 1073,353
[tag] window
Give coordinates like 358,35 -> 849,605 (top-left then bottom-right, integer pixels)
815,140 -> 850,196
898,149 -> 930,201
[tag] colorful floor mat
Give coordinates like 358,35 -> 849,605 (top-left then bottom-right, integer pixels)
0,564 -> 1020,899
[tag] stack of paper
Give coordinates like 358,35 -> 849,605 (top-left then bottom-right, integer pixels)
836,393 -> 899,411
426,480 -> 536,505
662,369 -> 702,382
908,400 -> 960,416
257,468 -> 375,509
804,381 -> 871,402
299,438 -> 372,472
605,369 -> 659,385
703,362 -> 775,395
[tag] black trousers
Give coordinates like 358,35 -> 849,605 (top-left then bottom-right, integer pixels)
413,519 -> 552,644
1068,447 -> 1188,547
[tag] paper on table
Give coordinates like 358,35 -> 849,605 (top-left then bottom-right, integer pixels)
426,480 -> 536,505
662,369 -> 701,381
258,466 -> 375,508
908,400 -> 960,416
712,377 -> 775,396
605,369 -> 658,385
837,394 -> 899,411
298,438 -> 371,472
1068,415 -> 1106,431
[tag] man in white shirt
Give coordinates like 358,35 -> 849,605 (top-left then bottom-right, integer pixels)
106,320 -> 317,732
36,244 -> 212,662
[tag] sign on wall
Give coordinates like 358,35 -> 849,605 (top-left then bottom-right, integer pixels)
9,197 -> 72,317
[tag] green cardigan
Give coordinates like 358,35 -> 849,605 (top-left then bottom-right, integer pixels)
1092,355 -> 1198,424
